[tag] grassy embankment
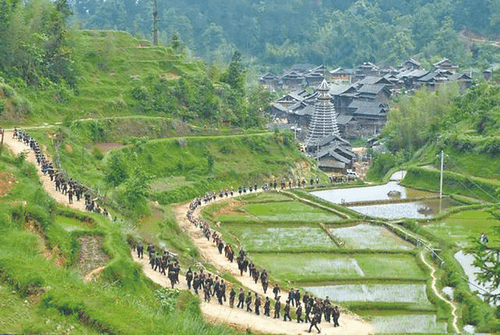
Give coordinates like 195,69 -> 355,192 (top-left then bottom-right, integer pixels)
0,148 -> 240,334
30,123 -> 325,209
0,30 -> 201,125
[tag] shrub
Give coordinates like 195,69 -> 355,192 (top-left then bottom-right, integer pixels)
92,146 -> 104,160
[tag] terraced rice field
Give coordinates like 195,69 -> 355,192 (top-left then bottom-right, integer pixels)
425,210 -> 500,248
304,283 -> 430,304
250,253 -> 425,282
363,314 -> 447,333
210,190 -> 450,333
329,224 -> 414,250
350,198 -> 460,219
221,224 -> 338,252
241,201 -> 342,223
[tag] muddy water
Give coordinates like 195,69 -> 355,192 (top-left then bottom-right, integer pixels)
312,181 -> 435,205
350,198 -> 461,219
304,283 -> 430,304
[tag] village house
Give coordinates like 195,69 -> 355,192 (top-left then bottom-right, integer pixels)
281,71 -> 305,90
263,57 -> 478,143
433,58 -> 459,73
305,72 -> 325,87
329,68 -> 354,83
258,72 -> 280,91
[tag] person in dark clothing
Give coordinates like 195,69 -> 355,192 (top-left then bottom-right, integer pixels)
288,289 -> 295,307
294,289 -> 301,307
274,297 -> 281,319
246,291 -> 253,312
264,297 -> 271,316
186,268 -> 193,290
273,284 -> 280,300
254,293 -> 261,315
237,288 -> 245,309
305,300 -> 312,323
332,306 -> 340,327
283,300 -> 292,321
296,302 -> 304,323
136,243 -> 143,259
309,312 -> 321,333
229,288 -> 236,308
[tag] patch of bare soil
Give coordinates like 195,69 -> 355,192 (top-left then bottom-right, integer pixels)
96,142 -> 124,152
24,217 -> 66,267
65,144 -> 73,152
78,236 -> 109,275
0,170 -> 16,197
83,266 -> 107,283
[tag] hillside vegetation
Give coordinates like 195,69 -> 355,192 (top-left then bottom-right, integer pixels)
0,14 -> 271,127
369,82 -> 500,201
69,0 -> 500,69
0,149 -> 238,335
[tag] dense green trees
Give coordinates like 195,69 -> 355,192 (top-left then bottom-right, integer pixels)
0,0 -> 75,86
69,0 -> 500,68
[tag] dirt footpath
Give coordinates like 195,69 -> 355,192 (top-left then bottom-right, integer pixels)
172,197 -> 374,335
3,129 -> 374,334
3,131 -> 86,212
134,249 -> 373,335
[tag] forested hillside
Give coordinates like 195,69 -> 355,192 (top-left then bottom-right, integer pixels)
69,0 -> 500,68
0,0 -> 272,126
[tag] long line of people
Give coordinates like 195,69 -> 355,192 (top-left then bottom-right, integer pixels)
12,128 -> 109,216
185,191 -> 342,332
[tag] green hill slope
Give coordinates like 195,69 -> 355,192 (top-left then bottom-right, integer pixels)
0,149 -> 237,335
0,29 -> 269,128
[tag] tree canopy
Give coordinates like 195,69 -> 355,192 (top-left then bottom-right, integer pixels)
69,0 -> 500,68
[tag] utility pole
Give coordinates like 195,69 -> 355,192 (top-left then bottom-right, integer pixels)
0,128 -> 4,154
152,0 -> 159,46
439,150 -> 444,199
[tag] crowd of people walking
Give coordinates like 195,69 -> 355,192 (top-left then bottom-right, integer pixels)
184,191 -> 342,332
11,128 -> 342,333
12,128 -> 110,216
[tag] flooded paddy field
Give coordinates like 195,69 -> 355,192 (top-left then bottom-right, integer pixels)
329,223 -> 414,250
221,224 -> 338,252
217,200 -> 342,223
209,185 -> 460,333
360,313 -> 448,334
349,198 -> 461,219
304,283 -> 430,304
312,181 -> 435,205
250,253 -> 425,282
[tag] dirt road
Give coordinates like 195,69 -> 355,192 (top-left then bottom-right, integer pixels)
3,130 -> 374,335
3,131 -> 86,211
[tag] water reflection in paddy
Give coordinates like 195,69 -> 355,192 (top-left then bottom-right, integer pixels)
304,283 -> 430,304
312,181 -> 435,204
349,198 -> 460,219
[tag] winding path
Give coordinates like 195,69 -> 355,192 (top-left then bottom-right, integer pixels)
420,251 -> 460,333
2,129 -> 374,335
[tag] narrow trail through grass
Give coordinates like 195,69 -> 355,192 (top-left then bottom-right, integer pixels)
2,127 -> 374,335
420,251 -> 460,333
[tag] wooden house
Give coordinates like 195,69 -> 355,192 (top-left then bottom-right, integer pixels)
433,59 -> 459,73
281,71 -> 305,90
329,68 -> 354,83
258,72 -> 279,90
